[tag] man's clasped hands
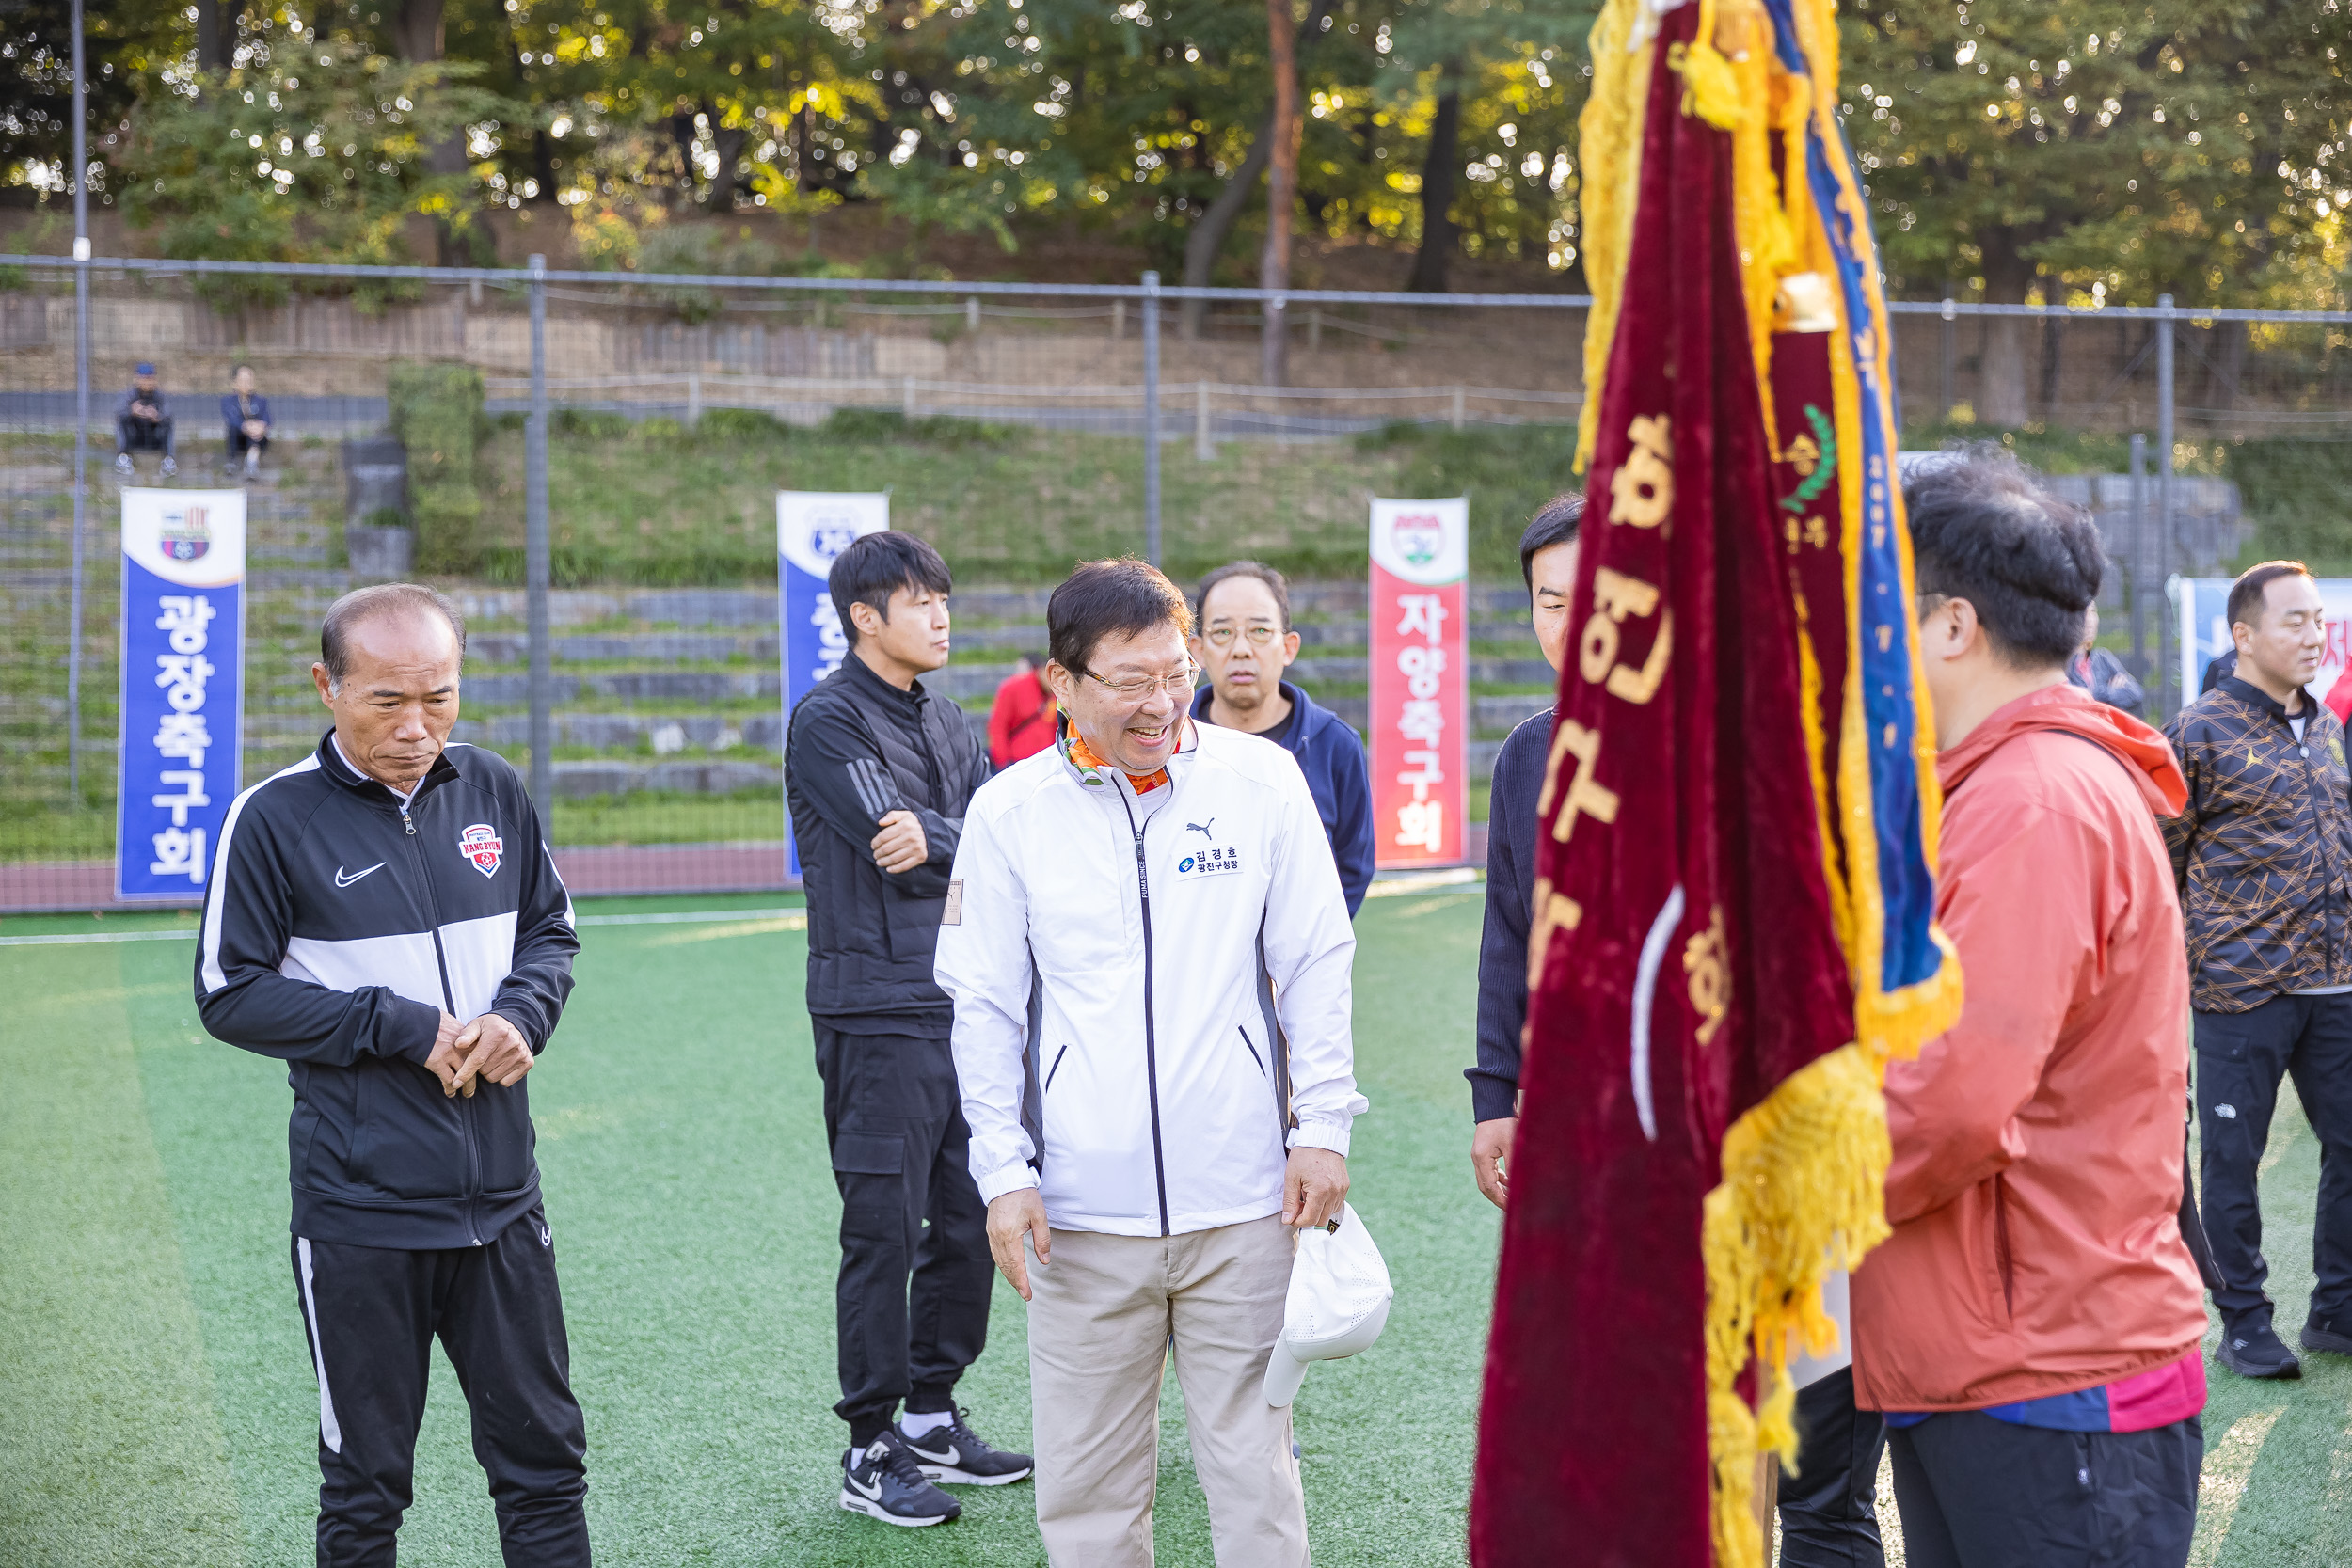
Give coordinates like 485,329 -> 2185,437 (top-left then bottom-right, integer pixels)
424,1012 -> 536,1098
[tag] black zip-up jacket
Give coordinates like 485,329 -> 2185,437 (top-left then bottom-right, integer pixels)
786,652 -> 991,1033
1468,711 -> 1549,1121
195,733 -> 578,1249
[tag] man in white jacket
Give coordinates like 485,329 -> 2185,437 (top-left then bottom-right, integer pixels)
935,558 -> 1363,1568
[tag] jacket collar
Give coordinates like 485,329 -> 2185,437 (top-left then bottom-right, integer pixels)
838,647 -> 931,710
2217,673 -> 2314,724
1936,683 -> 2187,817
1187,679 -> 1314,753
316,729 -> 459,809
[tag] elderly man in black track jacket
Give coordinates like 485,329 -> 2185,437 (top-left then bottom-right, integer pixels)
196,582 -> 587,1568
785,530 -> 1030,1528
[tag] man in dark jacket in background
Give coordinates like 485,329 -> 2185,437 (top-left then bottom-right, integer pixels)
1187,560 -> 1376,914
197,583 -> 588,1567
2165,559 -> 2352,1381
1466,494 -> 1581,1199
785,530 -> 1031,1528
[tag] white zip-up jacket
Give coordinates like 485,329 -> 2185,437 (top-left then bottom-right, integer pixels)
936,721 -> 1363,1237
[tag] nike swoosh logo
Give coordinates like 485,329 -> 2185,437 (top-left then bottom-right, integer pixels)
848,1472 -> 883,1500
335,863 -> 386,888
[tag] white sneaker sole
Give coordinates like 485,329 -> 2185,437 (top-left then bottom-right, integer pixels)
917,1463 -> 1033,1487
839,1490 -> 955,1526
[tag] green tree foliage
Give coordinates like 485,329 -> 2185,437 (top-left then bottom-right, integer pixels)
114,40 -> 514,301
18,0 -> 2343,322
1841,0 -> 2349,420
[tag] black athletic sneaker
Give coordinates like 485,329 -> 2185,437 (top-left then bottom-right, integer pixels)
898,1408 -> 1035,1486
2217,1321 -> 2303,1379
839,1432 -> 962,1527
2302,1317 -> 2352,1356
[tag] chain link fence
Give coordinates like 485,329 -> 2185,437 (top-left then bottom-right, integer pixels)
4,254 -> 2348,911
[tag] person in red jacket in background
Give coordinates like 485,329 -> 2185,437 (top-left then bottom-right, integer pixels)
987,654 -> 1057,768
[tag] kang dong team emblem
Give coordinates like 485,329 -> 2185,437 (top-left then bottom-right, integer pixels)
458,823 -> 505,878
1390,512 -> 1444,569
158,504 -> 212,562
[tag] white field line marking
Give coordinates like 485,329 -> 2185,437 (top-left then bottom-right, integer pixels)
0,907 -> 811,948
2259,1117 -> 2302,1178
642,915 -> 808,946
1364,868 -> 1481,898
2190,1406 -> 2283,1568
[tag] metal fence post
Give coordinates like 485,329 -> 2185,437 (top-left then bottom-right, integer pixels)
2128,432 -> 2148,679
1195,381 -> 1215,463
65,0 -> 88,800
2156,293 -> 2176,718
1142,271 -> 1162,567
1939,296 -> 1956,423
527,254 -> 552,824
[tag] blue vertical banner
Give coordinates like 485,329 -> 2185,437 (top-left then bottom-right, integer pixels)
778,491 -> 889,878
116,487 -> 246,901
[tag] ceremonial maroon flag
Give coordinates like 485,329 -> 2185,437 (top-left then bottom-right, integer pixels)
1471,0 -> 1959,1562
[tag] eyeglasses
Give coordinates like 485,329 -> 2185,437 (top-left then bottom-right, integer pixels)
1082,662 -> 1200,703
1203,625 -> 1281,648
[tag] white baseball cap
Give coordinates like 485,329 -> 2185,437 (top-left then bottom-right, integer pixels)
1262,1202 -> 1394,1408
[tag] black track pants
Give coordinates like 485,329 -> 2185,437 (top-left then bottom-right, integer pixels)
814,1022 -> 994,1446
2195,990 -> 2352,1330
1778,1368 -> 1889,1568
292,1205 -> 591,1567
1887,1411 -> 2201,1568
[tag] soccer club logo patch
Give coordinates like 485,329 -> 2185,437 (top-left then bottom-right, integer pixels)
457,823 -> 505,878
158,503 -> 212,562
1390,512 -> 1444,569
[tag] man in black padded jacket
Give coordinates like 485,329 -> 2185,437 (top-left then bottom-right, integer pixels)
785,530 -> 1031,1528
196,583 -> 588,1567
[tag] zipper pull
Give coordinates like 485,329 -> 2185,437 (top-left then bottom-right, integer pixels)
1133,832 -> 1149,895
402,808 -> 416,837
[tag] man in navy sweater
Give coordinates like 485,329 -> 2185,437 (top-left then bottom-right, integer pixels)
1188,561 -> 1375,915
1466,496 -> 1581,1196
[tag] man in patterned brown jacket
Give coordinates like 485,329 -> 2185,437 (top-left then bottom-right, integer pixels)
2164,559 -> 2352,1381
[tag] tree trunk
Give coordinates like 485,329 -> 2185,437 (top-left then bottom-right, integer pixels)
1259,0 -> 1300,387
195,0 -> 244,71
1406,70 -> 1462,293
390,0 -> 469,264
1179,0 -> 1336,339
388,0 -> 444,68
1976,243 -> 2034,429
2206,319 -> 2245,412
1181,116 -> 1274,339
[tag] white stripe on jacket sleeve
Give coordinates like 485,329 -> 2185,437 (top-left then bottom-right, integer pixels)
200,753 -> 323,995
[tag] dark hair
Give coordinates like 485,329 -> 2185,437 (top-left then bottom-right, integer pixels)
1049,558 -> 1193,675
321,583 -> 467,683
828,531 -> 953,648
1903,444 -> 2101,671
2227,560 -> 2313,635
1518,493 -> 1586,589
1194,560 -> 1292,632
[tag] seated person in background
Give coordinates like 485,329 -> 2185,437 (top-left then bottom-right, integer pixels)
116,363 -> 176,477
987,653 -> 1057,768
222,364 -> 272,478
2064,606 -> 2145,716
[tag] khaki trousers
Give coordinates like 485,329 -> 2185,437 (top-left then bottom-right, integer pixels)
1026,1215 -> 1308,1568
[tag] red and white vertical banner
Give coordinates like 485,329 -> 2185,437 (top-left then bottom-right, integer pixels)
1369,495 -> 1469,868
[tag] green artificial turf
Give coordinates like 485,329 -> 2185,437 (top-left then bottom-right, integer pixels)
0,887 -> 1496,1566
8,888 -> 2350,1566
